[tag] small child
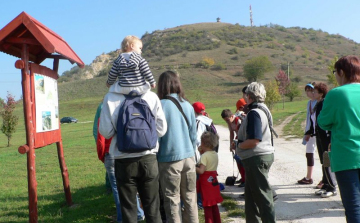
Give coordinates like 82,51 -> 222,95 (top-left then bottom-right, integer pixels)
235,98 -> 246,119
196,132 -> 223,223
106,35 -> 156,92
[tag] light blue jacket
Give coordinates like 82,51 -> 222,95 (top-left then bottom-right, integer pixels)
158,93 -> 197,162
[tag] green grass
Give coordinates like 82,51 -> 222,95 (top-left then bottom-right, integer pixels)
221,194 -> 245,219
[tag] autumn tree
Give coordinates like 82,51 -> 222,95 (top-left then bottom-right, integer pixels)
0,92 -> 19,147
327,56 -> 339,88
275,69 -> 290,109
243,56 -> 273,82
264,80 -> 281,110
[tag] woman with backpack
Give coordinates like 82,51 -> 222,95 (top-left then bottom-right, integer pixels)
157,71 -> 199,223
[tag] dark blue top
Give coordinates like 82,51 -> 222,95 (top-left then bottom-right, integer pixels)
246,110 -> 263,141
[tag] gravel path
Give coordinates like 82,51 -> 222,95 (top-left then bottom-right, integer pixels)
215,116 -> 346,223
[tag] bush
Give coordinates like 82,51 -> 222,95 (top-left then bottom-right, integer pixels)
227,48 -> 238,54
179,63 -> 191,69
211,63 -> 226,70
231,56 -> 239,60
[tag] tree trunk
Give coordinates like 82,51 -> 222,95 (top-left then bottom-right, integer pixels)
7,136 -> 10,147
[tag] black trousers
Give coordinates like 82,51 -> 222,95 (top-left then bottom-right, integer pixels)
115,154 -> 161,223
316,134 -> 337,190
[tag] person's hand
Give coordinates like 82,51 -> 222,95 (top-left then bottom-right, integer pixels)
198,146 -> 203,153
106,82 -> 110,88
151,83 -> 156,89
230,142 -> 236,151
304,134 -> 311,142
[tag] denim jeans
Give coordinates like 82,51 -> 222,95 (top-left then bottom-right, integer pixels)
104,153 -> 144,222
335,169 -> 360,223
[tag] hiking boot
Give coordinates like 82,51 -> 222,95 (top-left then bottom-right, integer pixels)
315,189 -> 326,195
321,190 -> 337,198
297,177 -> 313,184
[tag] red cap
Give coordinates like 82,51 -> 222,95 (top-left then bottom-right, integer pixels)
236,98 -> 246,111
192,102 -> 205,114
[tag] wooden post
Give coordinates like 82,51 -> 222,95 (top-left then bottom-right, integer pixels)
56,133 -> 73,206
20,44 -> 38,223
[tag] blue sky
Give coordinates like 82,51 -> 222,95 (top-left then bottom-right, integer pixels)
0,0 -> 359,100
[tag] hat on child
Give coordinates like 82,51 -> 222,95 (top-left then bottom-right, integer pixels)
236,98 -> 246,111
193,102 -> 205,114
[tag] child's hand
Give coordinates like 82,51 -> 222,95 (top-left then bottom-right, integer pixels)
151,83 -> 156,89
106,83 -> 111,88
303,134 -> 311,142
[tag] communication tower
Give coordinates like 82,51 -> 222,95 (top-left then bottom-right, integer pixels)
250,5 -> 254,27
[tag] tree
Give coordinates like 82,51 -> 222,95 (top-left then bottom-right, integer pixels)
264,80 -> 281,110
285,82 -> 301,101
275,69 -> 290,109
243,56 -> 273,82
0,92 -> 19,147
327,56 -> 339,88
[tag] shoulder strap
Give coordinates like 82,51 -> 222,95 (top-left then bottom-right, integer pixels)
164,96 -> 190,128
253,106 -> 278,146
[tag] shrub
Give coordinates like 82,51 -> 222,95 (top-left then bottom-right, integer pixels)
211,63 -> 226,70
227,48 -> 238,54
179,63 -> 191,69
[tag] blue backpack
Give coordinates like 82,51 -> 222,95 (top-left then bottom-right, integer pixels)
117,91 -> 157,153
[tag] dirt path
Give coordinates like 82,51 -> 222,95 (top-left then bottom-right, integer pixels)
216,113 -> 345,223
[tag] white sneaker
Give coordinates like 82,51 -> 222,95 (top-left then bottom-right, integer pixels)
315,189 -> 326,195
321,191 -> 337,198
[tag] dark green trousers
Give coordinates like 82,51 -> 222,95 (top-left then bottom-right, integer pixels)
242,154 -> 276,223
115,154 -> 161,223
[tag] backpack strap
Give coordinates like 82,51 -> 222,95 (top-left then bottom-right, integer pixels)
253,106 -> 278,146
164,96 -> 190,128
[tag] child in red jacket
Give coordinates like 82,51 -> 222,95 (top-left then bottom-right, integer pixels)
197,132 -> 223,223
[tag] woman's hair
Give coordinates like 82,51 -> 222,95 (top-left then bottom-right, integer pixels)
314,82 -> 328,99
121,35 -> 141,52
221,109 -> 233,118
304,82 -> 315,91
157,71 -> 185,101
242,86 -> 248,94
334,55 -> 360,83
201,132 -> 219,150
246,82 -> 266,102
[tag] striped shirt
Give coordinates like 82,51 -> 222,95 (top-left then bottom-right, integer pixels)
107,52 -> 155,87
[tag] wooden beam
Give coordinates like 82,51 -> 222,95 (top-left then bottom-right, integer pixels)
6,37 -> 41,46
53,58 -> 59,73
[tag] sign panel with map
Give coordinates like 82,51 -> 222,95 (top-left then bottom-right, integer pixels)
34,74 -> 59,132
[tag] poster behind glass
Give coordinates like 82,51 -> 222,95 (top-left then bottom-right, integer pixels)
34,74 -> 59,132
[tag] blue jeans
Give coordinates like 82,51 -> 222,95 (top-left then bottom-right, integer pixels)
335,169 -> 360,223
104,153 -> 144,222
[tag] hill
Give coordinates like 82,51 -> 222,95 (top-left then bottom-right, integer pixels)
57,22 -> 360,106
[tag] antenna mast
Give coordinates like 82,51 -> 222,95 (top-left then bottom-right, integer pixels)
250,5 -> 254,27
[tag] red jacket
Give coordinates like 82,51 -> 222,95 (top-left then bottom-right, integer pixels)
96,119 -> 112,162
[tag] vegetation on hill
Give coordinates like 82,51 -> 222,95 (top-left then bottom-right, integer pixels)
57,22 -> 360,105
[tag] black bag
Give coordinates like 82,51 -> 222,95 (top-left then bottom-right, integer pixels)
225,151 -> 237,186
225,176 -> 236,186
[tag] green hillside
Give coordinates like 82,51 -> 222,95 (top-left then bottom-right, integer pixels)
58,22 -> 360,105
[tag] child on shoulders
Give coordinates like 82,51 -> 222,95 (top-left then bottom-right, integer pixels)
106,35 -> 156,95
196,131 -> 223,223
